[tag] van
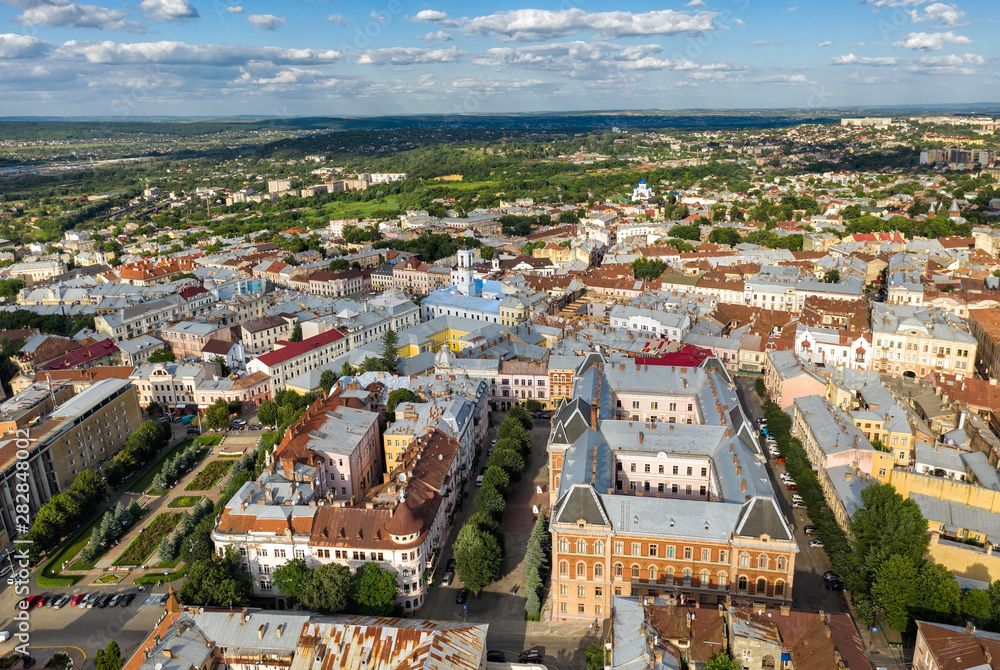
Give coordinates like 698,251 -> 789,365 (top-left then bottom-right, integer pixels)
0,631 -> 10,643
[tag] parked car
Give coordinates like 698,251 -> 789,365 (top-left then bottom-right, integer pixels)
825,580 -> 846,591
86,593 -> 100,608
538,414 -> 550,420
823,571 -> 840,583
803,525 -> 816,534
808,539 -> 824,548
14,599 -> 28,611
0,632 -> 9,643
442,571 -> 454,586
779,473 -> 793,481
109,594 -> 122,607
755,417 -> 766,424
53,595 -> 71,609
186,428 -> 199,435
69,594 -> 87,607
34,596 -> 48,608
791,500 -> 805,508
760,428 -> 773,436
486,651 -> 505,663
455,589 -> 468,604
446,558 -> 456,572
774,457 -> 786,464
786,483 -> 798,491
97,594 -> 112,608
475,475 -> 484,487
518,649 -> 544,663
121,593 -> 136,607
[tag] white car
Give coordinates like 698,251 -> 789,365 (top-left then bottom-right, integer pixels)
809,539 -> 824,548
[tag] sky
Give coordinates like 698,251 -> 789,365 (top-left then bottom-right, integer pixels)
0,0 -> 996,118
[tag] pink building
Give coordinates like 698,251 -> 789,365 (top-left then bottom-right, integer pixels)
498,360 -> 549,410
162,321 -> 227,360
764,350 -> 826,411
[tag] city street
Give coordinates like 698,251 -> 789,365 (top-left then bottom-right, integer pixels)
417,412 -> 593,669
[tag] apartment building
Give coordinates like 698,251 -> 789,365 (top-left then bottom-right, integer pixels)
238,314 -> 296,356
31,378 -> 142,487
744,267 -> 864,313
547,363 -> 796,622
609,305 -> 691,341
870,303 -> 977,378
968,308 -> 1000,380
247,329 -> 347,395
763,350 -> 826,411
194,371 -> 271,413
161,320 -> 227,359
116,334 -> 163,366
308,270 -> 366,297
131,362 -> 216,410
912,621 -> 1000,670
498,360 -> 549,410
5,259 -> 66,284
95,295 -> 187,342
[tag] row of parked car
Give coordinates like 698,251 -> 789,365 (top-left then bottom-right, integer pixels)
15,592 -> 141,610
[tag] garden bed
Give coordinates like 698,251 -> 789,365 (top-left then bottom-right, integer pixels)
184,460 -> 234,491
94,573 -> 124,584
167,495 -> 202,508
128,439 -> 197,493
113,513 -> 180,566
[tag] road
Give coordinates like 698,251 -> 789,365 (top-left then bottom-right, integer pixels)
732,377 -> 848,614
417,412 -> 592,670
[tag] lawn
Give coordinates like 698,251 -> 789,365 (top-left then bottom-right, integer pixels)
197,435 -> 223,446
135,570 -> 184,585
184,459 -> 233,491
167,495 -> 202,508
127,439 -> 195,493
38,512 -> 106,586
261,432 -> 280,450
113,513 -> 180,566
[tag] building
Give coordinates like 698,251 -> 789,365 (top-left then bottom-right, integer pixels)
131,362 -> 217,412
116,334 -> 164,367
123,605 -> 487,670
308,270 -> 365,297
609,305 -> 691,341
969,308 -> 1000,380
912,620 -> 1000,670
497,359 -> 550,410
4,259 -> 66,284
95,296 -> 187,342
28,378 -> 141,488
238,314 -> 296,356
763,350 -> 827,411
547,363 -> 797,622
194,371 -> 271,413
161,320 -> 227,359
871,303 -> 977,378
247,329 -> 347,395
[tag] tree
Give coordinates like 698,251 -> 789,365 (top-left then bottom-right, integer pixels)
822,269 -> 841,283
871,553 -> 919,631
351,561 -> 399,616
914,561 -> 961,621
755,378 -> 767,398
585,645 -> 604,670
148,348 -> 176,363
704,652 -> 742,670
328,258 -> 350,271
476,484 -> 506,520
489,447 -> 525,480
708,228 -> 742,246
180,549 -> 253,608
506,405 -> 533,430
205,397 -> 231,430
630,257 -> 666,282
963,589 -> 993,627
211,355 -> 231,377
273,558 -> 311,606
524,509 -> 549,619
380,329 -> 399,374
481,466 -> 510,498
524,399 -> 543,414
498,421 -> 531,454
386,388 -> 421,416
257,399 -> 278,427
298,563 -> 352,614
319,369 -> 337,394
480,246 -> 496,261
667,224 -> 701,240
289,323 -> 303,342
849,483 -> 930,594
454,521 -> 503,594
94,641 -> 124,670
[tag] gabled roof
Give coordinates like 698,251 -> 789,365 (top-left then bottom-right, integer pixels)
554,484 -> 610,527
734,496 -> 792,541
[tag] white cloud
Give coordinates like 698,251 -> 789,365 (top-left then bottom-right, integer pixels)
139,0 -> 198,22
356,46 -> 464,65
326,13 -> 347,25
860,0 -> 932,7
831,53 -> 900,65
56,40 -> 342,66
786,6 -> 799,11
891,30 -> 971,50
368,10 -> 386,22
760,73 -> 808,83
907,52 -> 987,74
686,0 -> 705,6
0,33 -> 52,58
12,1 -> 144,32
818,40 -> 832,47
423,8 -> 719,42
225,6 -> 242,13
419,31 -> 452,41
908,2 -> 964,26
849,41 -> 867,47
247,14 -> 285,30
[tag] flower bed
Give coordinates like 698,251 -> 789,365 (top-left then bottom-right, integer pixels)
95,573 -> 123,584
167,495 -> 202,508
184,460 -> 234,491
113,513 -> 180,566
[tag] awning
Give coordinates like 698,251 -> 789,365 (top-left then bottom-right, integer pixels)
781,653 -> 791,662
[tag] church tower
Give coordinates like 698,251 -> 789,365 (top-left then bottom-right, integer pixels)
456,247 -> 478,296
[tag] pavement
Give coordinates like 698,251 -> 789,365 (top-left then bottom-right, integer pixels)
733,376 -> 910,670
417,412 -> 593,670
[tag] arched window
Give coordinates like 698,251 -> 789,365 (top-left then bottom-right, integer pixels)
560,561 -> 568,576
683,568 -> 692,584
666,566 -> 675,582
774,580 -> 785,596
614,563 -> 623,578
577,539 -> 587,554
554,474 -> 561,490
700,569 -> 710,587
648,566 -> 657,581
762,655 -> 776,669
756,577 -> 768,595
559,538 -> 568,552
739,552 -> 750,568
738,575 -> 748,591
594,563 -> 604,578
717,572 -> 728,589
594,540 -> 604,554
631,564 -> 640,580
758,554 -> 768,570
776,556 -> 786,571
576,562 -> 586,579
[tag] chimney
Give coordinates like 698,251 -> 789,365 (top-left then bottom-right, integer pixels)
741,479 -> 746,492
591,403 -> 598,429
779,605 -> 791,617
966,621 -> 976,634
639,432 -> 644,445
258,624 -> 266,639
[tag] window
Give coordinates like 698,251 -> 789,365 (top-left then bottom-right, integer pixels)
560,561 -> 569,576
666,546 -> 675,559
631,565 -> 640,580
686,467 -> 693,476
683,568 -> 692,584
595,563 -> 603,578
578,585 -> 586,598
632,542 -> 641,556
614,541 -> 623,554
560,538 -> 568,552
615,587 -> 622,595
739,553 -> 750,568
614,563 -> 623,578
630,463 -> 637,473
776,556 -> 786,571
718,572 -> 727,589
560,603 -> 567,613
644,463 -> 650,473
648,566 -> 657,580
758,554 -> 768,570
774,580 -> 785,596
560,584 -> 568,596
672,466 -> 679,475
577,539 -> 587,554
658,464 -> 664,474
701,467 -> 707,477
700,569 -> 710,586
594,540 -> 604,554
275,549 -> 286,558
743,649 -> 752,662
651,402 -> 658,410
632,401 -> 640,409
649,544 -> 657,557
719,550 -> 728,563
701,549 -> 710,562
577,562 -> 586,579
738,576 -> 748,591
684,547 -> 692,559
685,485 -> 692,495
756,577 -> 768,595
578,604 -> 586,614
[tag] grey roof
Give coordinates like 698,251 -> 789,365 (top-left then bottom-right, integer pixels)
962,451 -> 1000,491
554,484 -> 611,528
910,492 -> 1000,544
600,493 -> 743,543
734,496 -> 792,541
793,395 -> 874,457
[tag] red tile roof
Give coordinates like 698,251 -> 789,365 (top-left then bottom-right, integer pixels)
39,339 -> 118,371
254,329 -> 344,368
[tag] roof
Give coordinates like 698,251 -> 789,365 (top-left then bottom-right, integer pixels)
915,620 -> 1000,670
39,338 -> 118,371
254,329 -> 345,368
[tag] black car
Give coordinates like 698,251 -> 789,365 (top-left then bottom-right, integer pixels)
445,558 -> 456,573
186,427 -> 199,435
486,651 -> 505,663
455,589 -> 468,604
518,649 -> 543,663
121,593 -> 136,607
97,594 -> 112,608
823,571 -> 840,583
825,580 -> 846,591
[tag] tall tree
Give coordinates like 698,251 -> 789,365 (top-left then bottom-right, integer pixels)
289,323 -> 303,342
914,562 -> 961,621
256,399 -> 278,427
870,553 -> 919,631
506,405 -> 533,431
272,558 -> 311,606
849,483 -> 930,594
380,329 -> 399,374
704,653 -> 742,670
319,369 -> 337,394
205,397 -> 231,430
298,563 -> 352,614
454,521 -> 503,594
351,561 -> 399,616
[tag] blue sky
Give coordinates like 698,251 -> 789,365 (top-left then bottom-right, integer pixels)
0,0 -> 995,117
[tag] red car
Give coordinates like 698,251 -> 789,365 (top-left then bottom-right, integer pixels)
774,457 -> 786,464
786,483 -> 798,491
69,594 -> 87,607
34,596 -> 49,607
